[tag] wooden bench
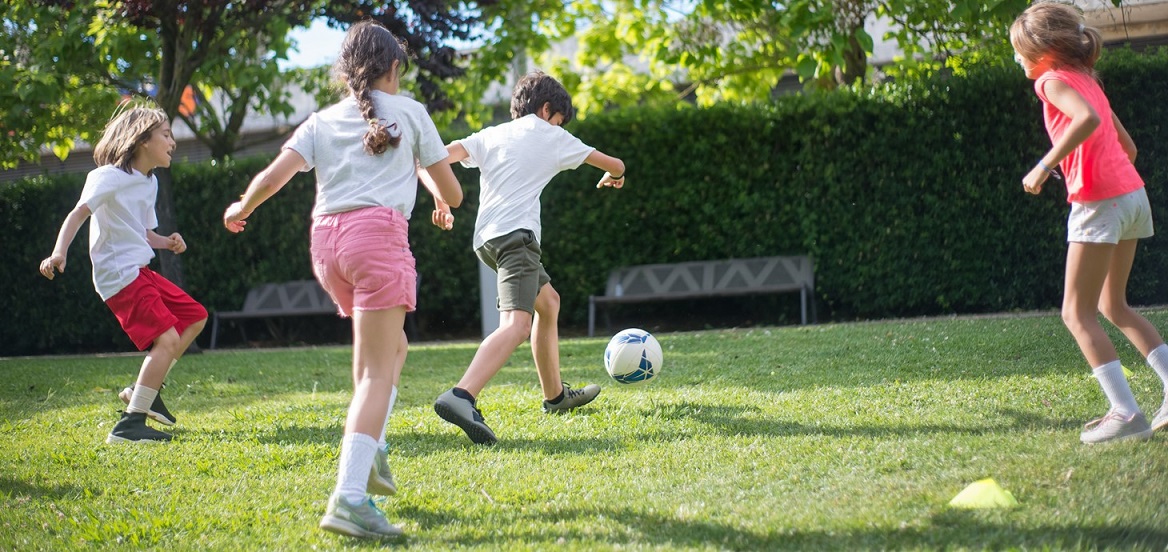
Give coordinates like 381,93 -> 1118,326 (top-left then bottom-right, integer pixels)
209,280 -> 337,349
587,256 -> 815,337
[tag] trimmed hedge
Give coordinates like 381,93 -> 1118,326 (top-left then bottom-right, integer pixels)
3,48 -> 1166,355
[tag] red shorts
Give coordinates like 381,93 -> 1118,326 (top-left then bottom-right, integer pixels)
310,206 -> 417,317
105,267 -> 208,350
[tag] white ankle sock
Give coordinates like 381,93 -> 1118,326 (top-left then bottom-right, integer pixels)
336,433 -> 377,504
1093,360 -> 1140,417
1146,343 -> 1168,396
127,385 -> 158,414
379,386 -> 398,446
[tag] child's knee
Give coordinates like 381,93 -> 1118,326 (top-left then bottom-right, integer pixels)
535,284 -> 560,314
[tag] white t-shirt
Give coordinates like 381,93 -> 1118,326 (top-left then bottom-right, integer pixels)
456,114 -> 595,249
283,91 -> 448,219
78,165 -> 158,301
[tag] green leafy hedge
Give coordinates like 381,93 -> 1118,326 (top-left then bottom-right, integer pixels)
3,48 -> 1166,355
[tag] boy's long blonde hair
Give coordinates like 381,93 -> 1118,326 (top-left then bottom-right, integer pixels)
1010,2 -> 1102,74
93,103 -> 170,174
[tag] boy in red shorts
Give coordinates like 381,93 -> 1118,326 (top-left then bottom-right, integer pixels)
40,105 -> 207,444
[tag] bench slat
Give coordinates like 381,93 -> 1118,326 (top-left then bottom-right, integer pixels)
588,256 -> 814,336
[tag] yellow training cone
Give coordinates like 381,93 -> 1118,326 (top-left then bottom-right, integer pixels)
948,478 -> 1019,509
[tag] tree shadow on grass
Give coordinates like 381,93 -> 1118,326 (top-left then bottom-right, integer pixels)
392,503 -> 1168,550
636,402 -> 1079,441
0,476 -> 87,501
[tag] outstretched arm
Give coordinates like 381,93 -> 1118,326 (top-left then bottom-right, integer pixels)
224,149 -> 306,233
39,203 -> 92,279
584,150 -> 626,189
417,143 -> 467,230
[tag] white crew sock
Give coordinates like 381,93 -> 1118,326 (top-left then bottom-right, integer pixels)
379,386 -> 398,446
127,385 -> 159,414
1146,344 -> 1168,396
335,433 -> 377,504
1093,360 -> 1140,416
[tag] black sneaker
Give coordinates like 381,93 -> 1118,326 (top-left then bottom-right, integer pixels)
106,411 -> 172,444
433,389 -> 497,445
543,383 -> 601,414
119,385 -> 176,426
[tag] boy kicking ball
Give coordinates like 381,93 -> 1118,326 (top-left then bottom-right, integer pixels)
422,72 -> 627,445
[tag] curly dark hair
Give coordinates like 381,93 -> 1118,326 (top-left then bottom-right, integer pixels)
334,20 -> 411,154
510,71 -> 574,124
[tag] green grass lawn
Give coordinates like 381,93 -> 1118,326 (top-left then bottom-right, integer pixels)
2,311 -> 1167,551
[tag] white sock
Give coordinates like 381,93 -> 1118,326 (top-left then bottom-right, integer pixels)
335,433 -> 377,504
127,385 -> 158,414
379,386 -> 398,446
1093,360 -> 1140,416
1146,343 -> 1168,396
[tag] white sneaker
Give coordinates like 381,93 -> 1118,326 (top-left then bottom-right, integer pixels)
1080,410 -> 1153,444
1152,400 -> 1168,432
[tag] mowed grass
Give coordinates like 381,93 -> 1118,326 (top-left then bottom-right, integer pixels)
2,311 -> 1167,551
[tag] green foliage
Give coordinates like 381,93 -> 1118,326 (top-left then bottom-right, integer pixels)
3,316 -> 1168,548
4,49 -> 1168,355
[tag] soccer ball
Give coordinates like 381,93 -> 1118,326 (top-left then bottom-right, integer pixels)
603,328 -> 663,385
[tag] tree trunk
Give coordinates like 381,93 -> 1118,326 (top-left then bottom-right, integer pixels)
153,167 -> 201,354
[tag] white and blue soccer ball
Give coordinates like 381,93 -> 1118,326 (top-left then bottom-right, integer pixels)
604,328 -> 663,385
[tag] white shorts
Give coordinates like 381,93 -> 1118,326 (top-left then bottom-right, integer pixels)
1067,187 -> 1154,244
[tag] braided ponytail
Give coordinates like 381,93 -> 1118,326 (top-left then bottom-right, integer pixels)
335,21 -> 411,155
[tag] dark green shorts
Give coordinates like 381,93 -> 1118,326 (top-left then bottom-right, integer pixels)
475,229 -> 551,314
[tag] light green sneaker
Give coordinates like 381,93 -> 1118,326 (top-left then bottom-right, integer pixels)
1152,399 -> 1168,432
319,494 -> 402,539
367,445 -> 397,496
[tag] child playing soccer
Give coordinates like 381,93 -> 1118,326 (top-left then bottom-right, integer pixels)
1011,2 -> 1168,443
223,21 -> 463,539
39,104 -> 207,444
425,71 -> 626,445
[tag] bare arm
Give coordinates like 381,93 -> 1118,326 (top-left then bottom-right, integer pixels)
224,149 -> 306,232
1112,112 -> 1137,163
1022,79 -> 1100,195
416,143 -> 467,230
146,229 -> 187,254
584,150 -> 626,189
39,203 -> 91,279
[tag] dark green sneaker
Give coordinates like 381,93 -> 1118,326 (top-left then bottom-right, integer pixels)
105,411 -> 172,444
119,385 -> 176,426
319,494 -> 403,539
367,445 -> 397,496
542,383 -> 601,414
434,389 -> 497,445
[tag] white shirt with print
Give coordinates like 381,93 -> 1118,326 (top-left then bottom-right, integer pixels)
456,114 -> 595,249
283,91 -> 449,219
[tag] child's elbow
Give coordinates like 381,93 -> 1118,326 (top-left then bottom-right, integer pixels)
445,189 -> 464,208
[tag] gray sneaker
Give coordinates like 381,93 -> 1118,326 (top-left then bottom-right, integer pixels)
367,445 -> 397,496
434,389 -> 497,445
319,494 -> 402,539
119,385 -> 176,426
1152,400 -> 1168,432
542,383 -> 601,413
1080,410 -> 1153,444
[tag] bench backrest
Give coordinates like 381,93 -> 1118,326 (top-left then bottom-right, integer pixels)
240,280 -> 337,315
603,256 -> 813,299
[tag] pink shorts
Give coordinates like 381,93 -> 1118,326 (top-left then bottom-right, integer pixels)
105,267 -> 208,350
310,206 -> 417,317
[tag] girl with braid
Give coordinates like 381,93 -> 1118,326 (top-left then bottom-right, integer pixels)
223,21 -> 462,539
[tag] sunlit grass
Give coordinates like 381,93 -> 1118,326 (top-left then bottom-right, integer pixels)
2,311 -> 1167,550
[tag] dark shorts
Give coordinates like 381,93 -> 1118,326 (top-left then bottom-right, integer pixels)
475,229 -> 551,314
